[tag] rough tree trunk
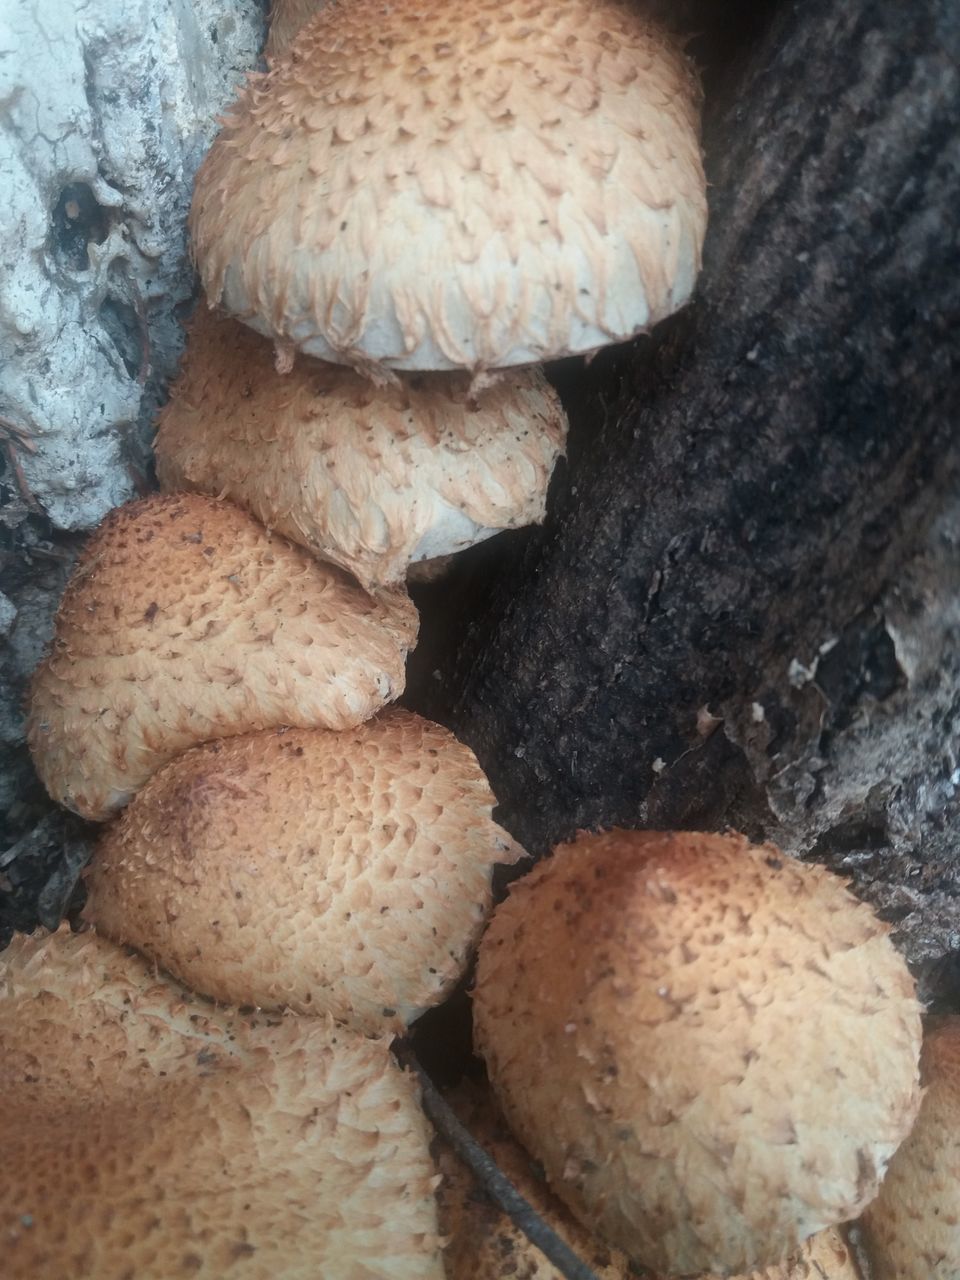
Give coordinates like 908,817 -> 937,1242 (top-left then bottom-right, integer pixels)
407,0 -> 960,985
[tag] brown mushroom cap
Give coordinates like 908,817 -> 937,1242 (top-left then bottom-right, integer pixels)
437,1080 -> 862,1280
191,0 -> 706,374
26,493 -> 417,820
84,708 -> 524,1035
155,310 -> 567,589
472,830 -> 922,1277
0,926 -> 443,1279
859,1015 -> 960,1280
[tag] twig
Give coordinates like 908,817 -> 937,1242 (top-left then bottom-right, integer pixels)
394,1042 -> 601,1280
0,414 -> 41,511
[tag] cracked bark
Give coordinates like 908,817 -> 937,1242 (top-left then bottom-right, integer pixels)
406,0 -> 960,988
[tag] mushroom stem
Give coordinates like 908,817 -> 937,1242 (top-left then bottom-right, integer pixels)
394,1043 -> 601,1280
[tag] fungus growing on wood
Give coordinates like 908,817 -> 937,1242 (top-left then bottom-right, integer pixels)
191,0 -> 706,376
155,310 -> 567,589
84,709 -> 524,1035
473,830 -> 922,1277
265,0 -> 323,60
859,1015 -> 960,1280
26,492 -> 417,820
0,926 -> 444,1278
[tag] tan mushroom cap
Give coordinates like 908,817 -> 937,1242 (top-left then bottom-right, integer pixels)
155,310 -> 567,590
437,1080 -> 862,1280
84,708 -> 525,1035
191,0 -> 706,375
0,926 -> 443,1279
26,492 -> 417,821
859,1015 -> 960,1280
473,830 -> 922,1278
265,0 -> 324,61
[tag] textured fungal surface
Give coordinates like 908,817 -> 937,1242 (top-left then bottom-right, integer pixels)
26,493 -> 417,820
860,1015 -> 960,1280
191,0 -> 706,372
473,830 -> 922,1276
155,311 -> 568,588
85,709 -> 524,1034
0,927 -> 443,1279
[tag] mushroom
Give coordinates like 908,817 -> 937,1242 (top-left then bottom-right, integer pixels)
858,1015 -> 960,1279
0,925 -> 444,1278
83,708 -> 525,1035
190,0 -> 707,376
472,830 -> 922,1277
436,1080 -> 864,1280
26,492 -> 418,820
154,309 -> 567,589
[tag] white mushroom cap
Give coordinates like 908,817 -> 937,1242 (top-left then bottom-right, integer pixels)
859,1015 -> 960,1279
191,0 -> 706,374
473,830 -> 922,1277
83,708 -> 525,1035
0,926 -> 443,1278
26,493 -> 418,820
155,309 -> 567,589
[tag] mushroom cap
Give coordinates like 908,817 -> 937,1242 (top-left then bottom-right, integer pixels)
436,1080 -> 862,1280
26,493 -> 417,820
83,708 -> 525,1035
472,830 -> 922,1277
859,1015 -> 960,1280
265,0 -> 324,60
155,310 -> 567,590
190,0 -> 706,374
0,926 -> 443,1279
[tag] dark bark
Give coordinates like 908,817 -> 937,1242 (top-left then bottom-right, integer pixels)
407,0 -> 960,906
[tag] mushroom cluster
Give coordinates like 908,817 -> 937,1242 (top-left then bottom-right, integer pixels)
37,3 -> 931,1277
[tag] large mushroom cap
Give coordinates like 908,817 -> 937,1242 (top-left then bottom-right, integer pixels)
859,1015 -> 960,1280
191,0 -> 706,374
0,926 -> 443,1279
26,493 -> 417,820
84,708 -> 525,1035
155,310 -> 567,589
473,830 -> 922,1277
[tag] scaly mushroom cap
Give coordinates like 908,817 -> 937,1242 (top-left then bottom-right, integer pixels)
191,0 -> 706,374
84,708 -> 525,1035
266,0 -> 324,60
155,310 -> 567,589
473,830 -> 922,1277
0,926 -> 443,1279
859,1015 -> 960,1280
26,493 -> 417,820
436,1080 -> 862,1280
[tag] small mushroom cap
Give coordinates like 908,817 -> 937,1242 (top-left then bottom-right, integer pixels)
26,493 -> 417,820
436,1081 -> 862,1280
155,310 -> 567,589
191,0 -> 706,373
265,0 -> 323,60
0,926 -> 443,1279
473,830 -> 922,1277
859,1015 -> 960,1280
84,708 -> 525,1035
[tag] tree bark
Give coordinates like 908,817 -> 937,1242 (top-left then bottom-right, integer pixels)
406,0 -> 960,970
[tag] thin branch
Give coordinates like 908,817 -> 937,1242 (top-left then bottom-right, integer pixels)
394,1042 -> 601,1280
